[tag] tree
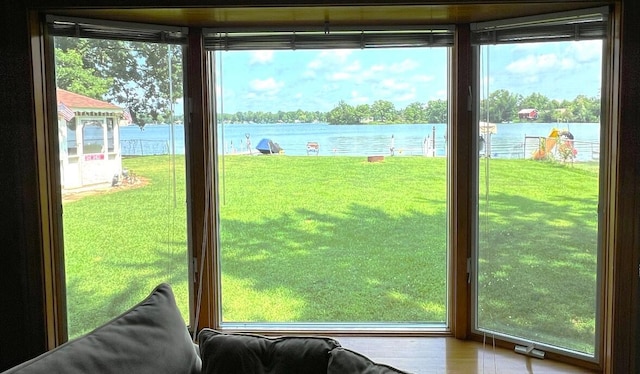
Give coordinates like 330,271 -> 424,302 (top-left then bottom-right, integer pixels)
403,102 -> 426,123
424,99 -> 447,123
568,95 -> 600,123
55,37 -> 183,127
520,92 -> 550,121
55,48 -> 112,99
484,89 -> 521,123
520,92 -> 549,111
327,100 -> 356,124
371,100 -> 397,122
556,108 -> 572,123
217,90 -> 600,125
355,104 -> 372,123
295,109 -> 307,122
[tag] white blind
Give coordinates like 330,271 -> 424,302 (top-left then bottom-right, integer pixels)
471,6 -> 609,44
204,25 -> 455,50
46,15 -> 188,44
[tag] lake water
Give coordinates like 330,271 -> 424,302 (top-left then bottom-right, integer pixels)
120,122 -> 601,162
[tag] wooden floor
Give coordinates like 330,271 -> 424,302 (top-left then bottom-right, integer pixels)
333,336 -> 597,374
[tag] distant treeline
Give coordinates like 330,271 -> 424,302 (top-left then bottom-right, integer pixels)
217,90 -> 600,125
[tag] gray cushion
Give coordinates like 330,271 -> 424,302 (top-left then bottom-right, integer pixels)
198,328 -> 340,374
2,283 -> 201,374
327,347 -> 411,374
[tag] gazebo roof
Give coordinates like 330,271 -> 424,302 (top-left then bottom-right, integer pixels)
57,88 -> 122,113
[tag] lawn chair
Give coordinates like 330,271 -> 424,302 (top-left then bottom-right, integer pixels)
306,141 -> 319,155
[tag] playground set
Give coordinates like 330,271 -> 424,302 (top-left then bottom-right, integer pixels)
530,128 -> 578,162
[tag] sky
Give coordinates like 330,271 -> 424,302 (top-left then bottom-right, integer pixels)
211,39 -> 603,114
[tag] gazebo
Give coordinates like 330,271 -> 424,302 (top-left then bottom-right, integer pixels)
57,88 -> 126,190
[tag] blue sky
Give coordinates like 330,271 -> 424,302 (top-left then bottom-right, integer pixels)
480,40 -> 602,102
212,39 -> 603,114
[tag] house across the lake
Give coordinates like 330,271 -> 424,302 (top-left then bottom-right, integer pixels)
57,88 -> 125,190
518,108 -> 538,120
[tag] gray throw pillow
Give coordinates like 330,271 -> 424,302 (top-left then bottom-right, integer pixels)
327,347 -> 411,374
198,328 -> 340,374
2,283 -> 201,374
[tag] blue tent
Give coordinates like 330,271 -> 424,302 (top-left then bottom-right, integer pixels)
255,138 -> 283,154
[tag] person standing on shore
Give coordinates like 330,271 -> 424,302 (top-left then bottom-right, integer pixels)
390,134 -> 395,156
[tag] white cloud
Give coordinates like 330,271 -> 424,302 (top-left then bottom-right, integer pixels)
412,75 -> 435,83
371,79 -> 416,103
350,91 -> 369,104
308,50 -> 353,73
516,54 -> 547,72
389,59 -> 419,73
396,88 -> 417,102
380,79 -> 411,91
322,83 -> 341,92
506,53 -> 567,74
307,52 -> 360,81
302,70 -> 317,79
329,72 -> 352,81
344,60 -> 362,73
305,52 -> 364,85
249,77 -> 284,93
358,64 -> 386,82
250,51 -> 274,64
307,60 -> 323,69
568,40 -> 602,63
321,60 -> 362,81
560,58 -> 576,69
380,79 -> 395,88
218,85 -> 239,109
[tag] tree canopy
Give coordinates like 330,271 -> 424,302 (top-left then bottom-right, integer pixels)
480,91 -> 600,124
218,90 -> 599,125
54,37 -> 183,127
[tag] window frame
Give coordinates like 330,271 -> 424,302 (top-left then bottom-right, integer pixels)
30,4 -> 623,371
41,18 -> 195,339
470,41 -> 606,363
205,28 -> 455,333
467,6 -> 612,369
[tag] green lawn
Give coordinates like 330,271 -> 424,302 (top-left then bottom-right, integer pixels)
217,156 -> 448,324
62,154 -> 599,354
477,158 -> 599,354
63,155 -> 190,337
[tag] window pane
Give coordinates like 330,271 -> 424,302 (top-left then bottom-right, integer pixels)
54,36 -> 189,338
212,47 -> 449,327
107,118 -> 115,152
476,40 -> 602,356
66,119 -> 77,156
82,119 -> 104,154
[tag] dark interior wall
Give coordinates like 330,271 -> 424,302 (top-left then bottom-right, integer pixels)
0,0 -> 637,372
606,0 -> 640,372
618,1 -> 640,371
0,2 -> 47,371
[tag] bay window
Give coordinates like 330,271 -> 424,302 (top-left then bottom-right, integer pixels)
38,4 -> 617,369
